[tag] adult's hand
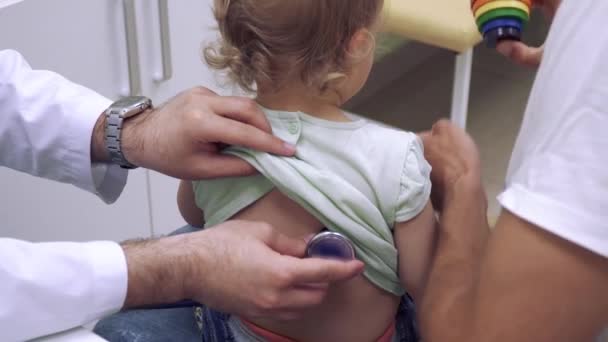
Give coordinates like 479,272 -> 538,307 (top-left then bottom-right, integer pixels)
122,220 -> 364,320
495,0 -> 562,68
419,119 -> 484,211
92,87 -> 296,179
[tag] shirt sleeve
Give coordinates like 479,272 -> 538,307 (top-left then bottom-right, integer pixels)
394,135 -> 432,223
0,49 -> 127,204
0,238 -> 128,341
498,0 -> 608,257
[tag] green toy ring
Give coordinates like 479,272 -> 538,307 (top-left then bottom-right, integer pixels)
476,8 -> 529,28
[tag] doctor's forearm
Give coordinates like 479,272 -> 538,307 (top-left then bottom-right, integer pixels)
419,179 -> 490,340
121,234 -> 192,308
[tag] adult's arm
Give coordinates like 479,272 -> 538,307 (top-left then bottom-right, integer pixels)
417,121 -> 491,341
1,222 -> 365,341
0,49 -> 298,197
419,1 -> 608,336
0,49 -> 125,202
418,167 -> 608,341
421,204 -> 608,341
0,52 -> 131,340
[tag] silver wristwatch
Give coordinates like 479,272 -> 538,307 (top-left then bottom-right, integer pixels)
104,96 -> 153,169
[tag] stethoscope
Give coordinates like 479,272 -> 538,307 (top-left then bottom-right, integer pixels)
141,230 -> 355,310
305,230 -> 355,260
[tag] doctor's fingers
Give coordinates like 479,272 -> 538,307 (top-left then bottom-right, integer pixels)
206,115 -> 296,156
283,258 -> 365,285
207,96 -> 272,133
175,87 -> 270,134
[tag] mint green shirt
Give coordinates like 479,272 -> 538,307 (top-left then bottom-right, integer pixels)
193,108 -> 431,296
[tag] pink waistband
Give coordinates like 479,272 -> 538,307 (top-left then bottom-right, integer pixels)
241,319 -> 395,342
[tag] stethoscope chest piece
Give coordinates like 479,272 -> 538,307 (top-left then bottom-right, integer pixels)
306,231 -> 355,261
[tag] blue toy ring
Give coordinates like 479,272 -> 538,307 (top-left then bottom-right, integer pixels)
481,18 -> 523,35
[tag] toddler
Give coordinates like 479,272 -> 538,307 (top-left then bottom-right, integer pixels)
178,1 -> 436,341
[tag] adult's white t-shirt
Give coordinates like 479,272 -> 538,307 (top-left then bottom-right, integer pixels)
498,0 -> 608,257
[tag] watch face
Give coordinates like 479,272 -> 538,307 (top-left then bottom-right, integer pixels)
111,96 -> 152,118
112,96 -> 146,108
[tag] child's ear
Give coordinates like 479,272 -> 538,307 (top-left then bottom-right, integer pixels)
347,28 -> 375,60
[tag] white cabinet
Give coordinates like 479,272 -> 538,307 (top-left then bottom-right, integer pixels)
0,0 -> 227,241
0,0 -> 134,100
0,0 -> 153,242
134,0 -> 232,102
131,0 -> 231,236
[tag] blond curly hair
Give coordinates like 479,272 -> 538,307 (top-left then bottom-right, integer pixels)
204,0 -> 383,93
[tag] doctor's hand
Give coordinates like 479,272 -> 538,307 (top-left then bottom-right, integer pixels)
496,0 -> 562,68
122,220 -> 364,320
92,87 -> 295,179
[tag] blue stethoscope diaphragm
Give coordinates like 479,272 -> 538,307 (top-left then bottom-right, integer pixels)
306,231 -> 355,261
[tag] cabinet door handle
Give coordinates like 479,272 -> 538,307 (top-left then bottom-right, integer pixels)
123,0 -> 141,95
155,0 -> 173,82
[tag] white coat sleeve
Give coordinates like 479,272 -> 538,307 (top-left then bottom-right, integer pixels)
0,238 -> 128,341
0,50 -> 131,340
0,49 -> 127,203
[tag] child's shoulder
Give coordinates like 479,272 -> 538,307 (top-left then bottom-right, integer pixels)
353,115 -> 422,154
362,119 -> 417,139
348,114 -> 432,224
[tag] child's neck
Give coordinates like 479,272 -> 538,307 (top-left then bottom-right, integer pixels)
256,85 -> 351,122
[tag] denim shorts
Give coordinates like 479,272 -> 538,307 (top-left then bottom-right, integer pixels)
196,295 -> 419,342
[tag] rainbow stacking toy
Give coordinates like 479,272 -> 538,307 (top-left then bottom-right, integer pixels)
471,0 -> 532,47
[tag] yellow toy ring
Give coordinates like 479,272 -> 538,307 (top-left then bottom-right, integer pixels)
474,0 -> 530,19
472,0 -> 532,13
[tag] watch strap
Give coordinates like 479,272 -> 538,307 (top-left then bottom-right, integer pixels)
105,108 -> 138,169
